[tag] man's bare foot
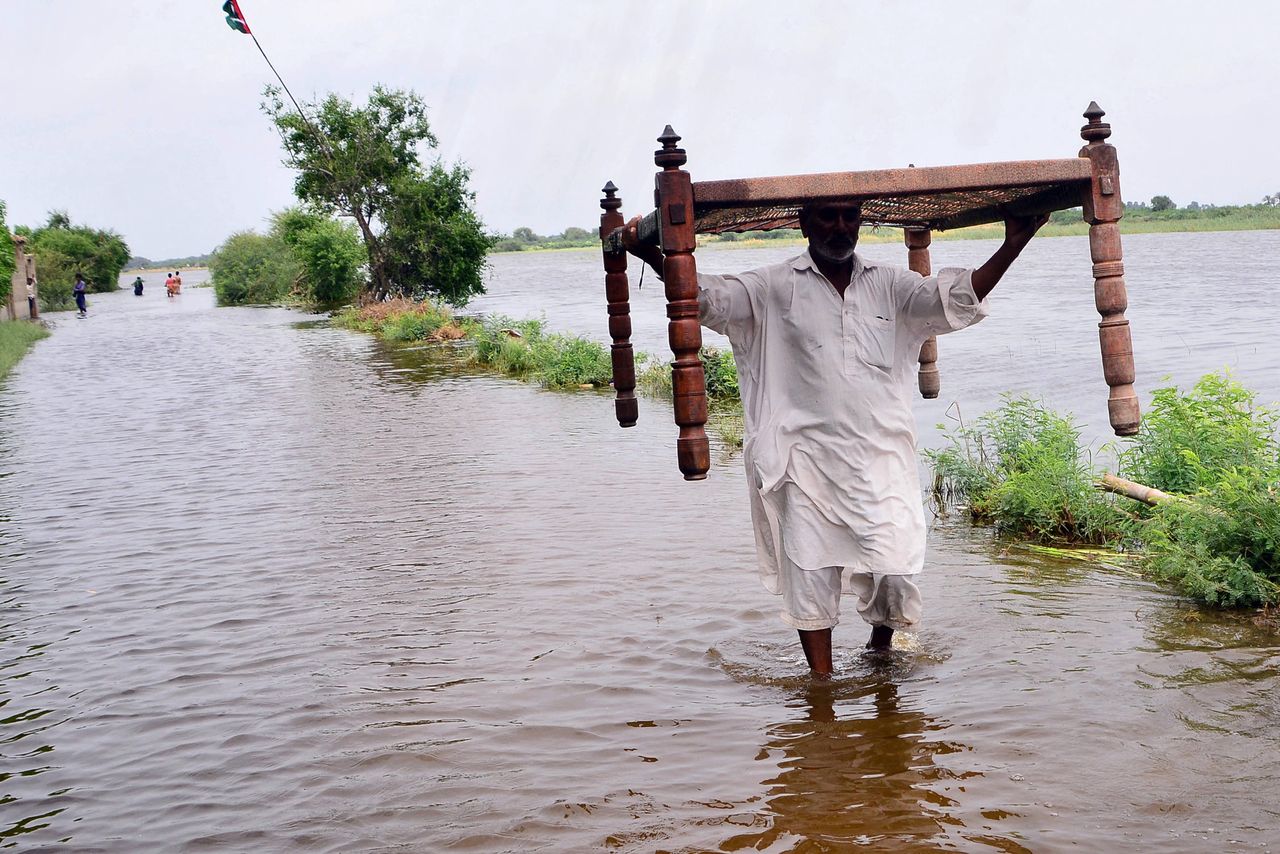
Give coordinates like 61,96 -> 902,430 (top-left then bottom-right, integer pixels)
866,625 -> 894,651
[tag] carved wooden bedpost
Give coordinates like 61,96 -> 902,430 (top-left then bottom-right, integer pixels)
600,181 -> 638,428
654,126 -> 710,480
1080,102 -> 1140,436
905,227 -> 940,398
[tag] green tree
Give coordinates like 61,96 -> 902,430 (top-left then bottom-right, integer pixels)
1151,195 -> 1176,211
512,226 -> 539,244
561,227 -> 592,241
383,165 -> 490,305
271,208 -> 367,307
0,201 -> 15,302
263,85 -> 492,303
25,212 -> 131,309
209,230 -> 300,306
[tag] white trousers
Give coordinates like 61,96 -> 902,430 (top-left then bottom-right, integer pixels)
776,558 -> 922,631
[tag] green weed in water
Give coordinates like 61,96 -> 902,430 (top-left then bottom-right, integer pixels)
926,395 -> 1128,544
926,374 -> 1280,610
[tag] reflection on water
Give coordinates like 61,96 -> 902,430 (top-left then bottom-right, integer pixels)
724,677 -> 971,853
0,236 -> 1279,850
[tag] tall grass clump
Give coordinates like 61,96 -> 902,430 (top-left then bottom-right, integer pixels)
0,321 -> 49,383
469,315 -> 612,389
925,396 -> 1128,543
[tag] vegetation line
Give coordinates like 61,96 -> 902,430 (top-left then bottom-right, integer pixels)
0,321 -> 49,383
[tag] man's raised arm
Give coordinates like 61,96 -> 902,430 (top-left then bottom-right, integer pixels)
970,214 -> 1050,299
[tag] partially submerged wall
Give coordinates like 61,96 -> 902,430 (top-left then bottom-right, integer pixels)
4,235 -> 38,321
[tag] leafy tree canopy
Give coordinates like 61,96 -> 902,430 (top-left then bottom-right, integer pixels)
263,85 -> 492,304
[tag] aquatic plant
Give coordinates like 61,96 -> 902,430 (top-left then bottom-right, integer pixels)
925,396 -> 1128,544
926,375 -> 1280,610
1118,372 -> 1280,494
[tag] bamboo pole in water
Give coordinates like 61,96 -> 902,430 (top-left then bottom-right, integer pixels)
1096,473 -> 1175,506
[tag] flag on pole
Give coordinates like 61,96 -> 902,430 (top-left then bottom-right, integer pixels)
223,0 -> 252,34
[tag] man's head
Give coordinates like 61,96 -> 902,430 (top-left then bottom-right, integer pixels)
799,201 -> 862,265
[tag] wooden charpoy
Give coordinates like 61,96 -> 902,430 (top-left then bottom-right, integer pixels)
600,102 -> 1140,480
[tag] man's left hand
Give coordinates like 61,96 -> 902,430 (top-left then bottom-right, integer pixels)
1004,213 -> 1051,247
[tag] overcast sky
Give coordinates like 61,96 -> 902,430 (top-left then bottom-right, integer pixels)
4,1 -> 1277,259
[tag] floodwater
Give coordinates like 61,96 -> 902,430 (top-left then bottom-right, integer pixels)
1,232 -> 1278,852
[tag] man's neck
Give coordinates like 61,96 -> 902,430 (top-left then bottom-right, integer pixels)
811,253 -> 854,296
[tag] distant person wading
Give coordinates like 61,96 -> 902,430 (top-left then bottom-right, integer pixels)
73,272 -> 88,317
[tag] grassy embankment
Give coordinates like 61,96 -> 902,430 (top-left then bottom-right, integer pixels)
0,321 -> 48,383
338,298 -> 1280,616
333,299 -> 746,446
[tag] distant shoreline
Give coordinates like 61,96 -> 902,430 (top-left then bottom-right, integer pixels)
494,212 -> 1280,256
491,216 -> 1280,255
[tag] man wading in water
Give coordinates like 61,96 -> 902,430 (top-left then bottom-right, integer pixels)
623,202 -> 1046,675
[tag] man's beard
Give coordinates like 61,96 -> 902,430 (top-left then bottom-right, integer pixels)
811,236 -> 856,263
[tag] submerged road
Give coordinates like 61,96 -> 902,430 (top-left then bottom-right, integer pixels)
2,243 -> 1279,851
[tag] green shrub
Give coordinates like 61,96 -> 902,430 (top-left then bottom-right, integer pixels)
210,231 -> 300,305
926,396 -> 1128,543
532,334 -> 613,388
0,201 -> 15,302
23,213 -> 131,309
635,347 -> 741,402
272,208 -> 366,307
1119,371 -> 1280,493
1141,468 -> 1280,607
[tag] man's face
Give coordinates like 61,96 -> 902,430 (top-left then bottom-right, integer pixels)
802,203 -> 862,264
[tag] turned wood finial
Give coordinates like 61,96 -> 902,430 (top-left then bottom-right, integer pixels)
601,180 -> 620,207
1081,101 -> 1112,145
655,125 -> 687,169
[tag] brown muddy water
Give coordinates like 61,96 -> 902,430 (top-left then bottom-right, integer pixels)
2,233 -> 1279,852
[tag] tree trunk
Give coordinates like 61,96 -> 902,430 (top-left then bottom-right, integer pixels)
351,209 -> 389,300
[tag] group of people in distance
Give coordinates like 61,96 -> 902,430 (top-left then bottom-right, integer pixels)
69,269 -> 183,319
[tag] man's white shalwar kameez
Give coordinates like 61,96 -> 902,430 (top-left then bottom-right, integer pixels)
697,250 -> 987,630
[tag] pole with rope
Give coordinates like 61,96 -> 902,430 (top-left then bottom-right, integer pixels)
222,1 -> 336,167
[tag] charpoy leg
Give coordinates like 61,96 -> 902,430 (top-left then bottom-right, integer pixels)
653,126 -> 710,480
1080,102 -> 1140,435
905,228 -> 939,398
599,182 -> 638,427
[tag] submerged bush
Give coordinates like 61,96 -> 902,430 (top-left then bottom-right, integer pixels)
469,315 -> 611,388
636,347 -> 741,403
333,298 -> 464,342
926,396 -> 1127,543
926,375 -> 1280,610
1119,372 -> 1280,493
210,231 -> 300,305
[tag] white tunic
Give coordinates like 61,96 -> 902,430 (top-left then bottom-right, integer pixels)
697,250 -> 987,592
